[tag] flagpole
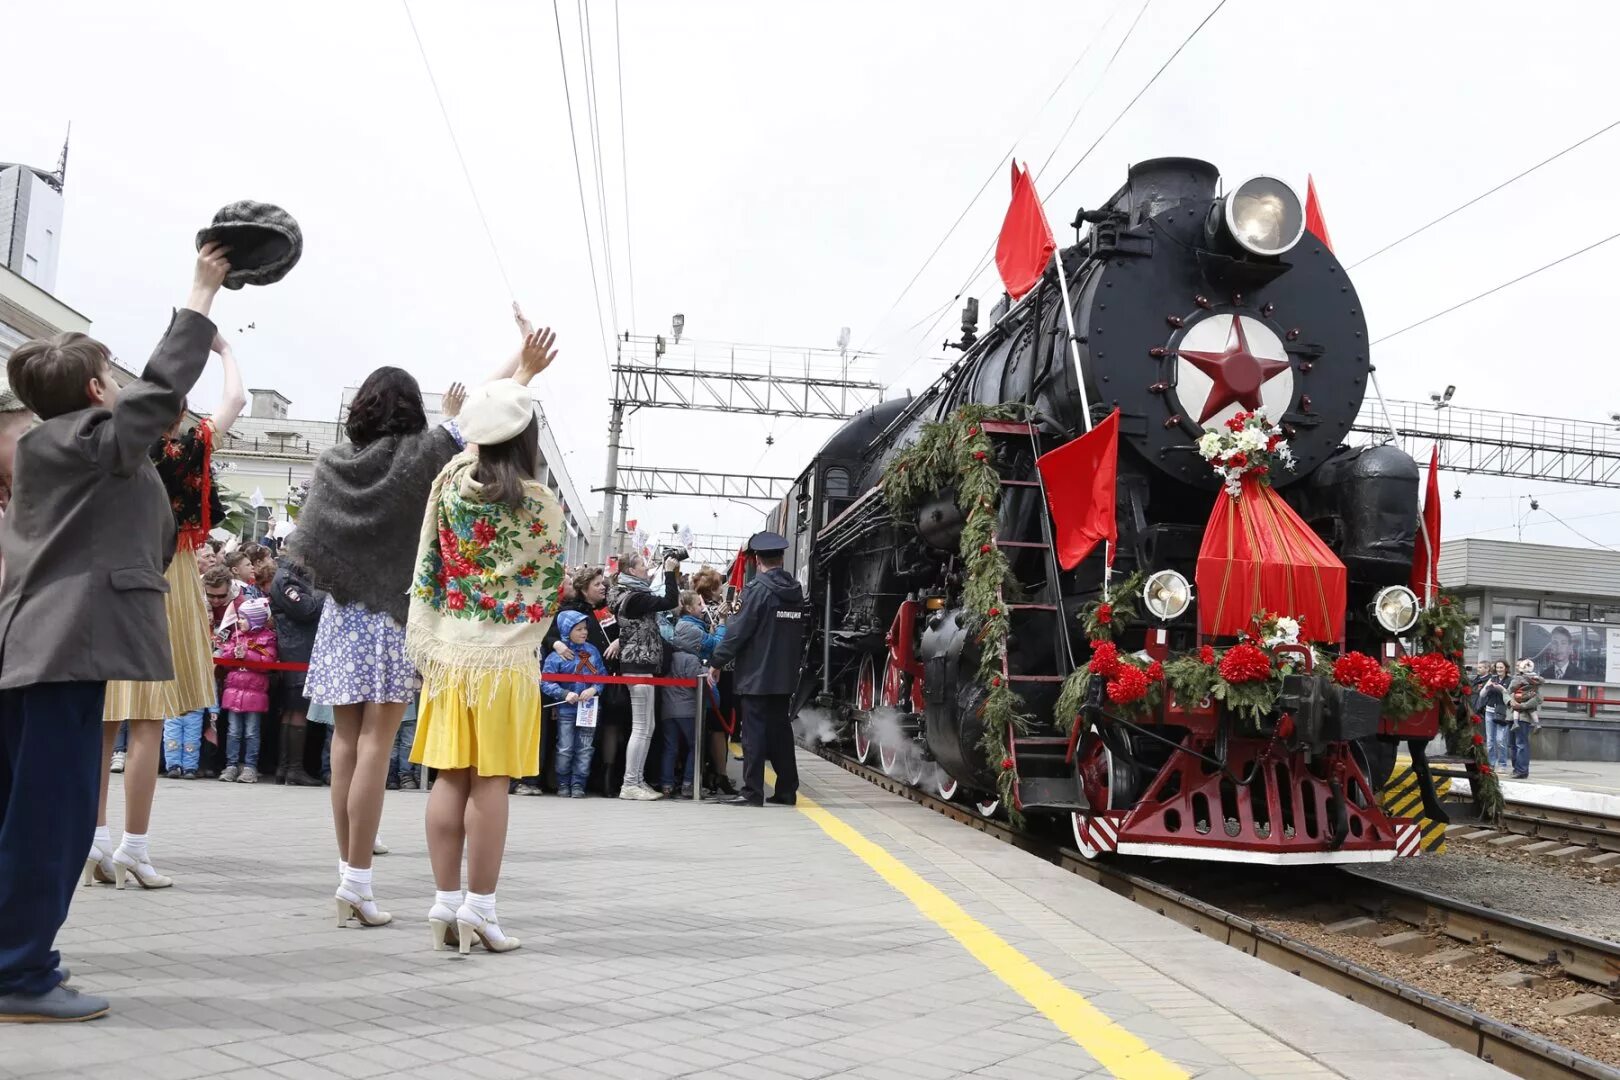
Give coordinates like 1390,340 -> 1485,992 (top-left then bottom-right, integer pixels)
1050,247 -> 1111,601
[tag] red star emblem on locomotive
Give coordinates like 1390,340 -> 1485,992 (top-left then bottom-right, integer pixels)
1174,315 -> 1291,424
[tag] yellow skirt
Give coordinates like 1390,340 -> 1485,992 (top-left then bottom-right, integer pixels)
103,545 -> 218,723
411,667 -> 542,778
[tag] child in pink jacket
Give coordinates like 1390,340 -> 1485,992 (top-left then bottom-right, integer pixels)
216,596 -> 278,783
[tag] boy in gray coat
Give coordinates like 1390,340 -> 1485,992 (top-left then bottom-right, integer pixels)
0,243 -> 230,1022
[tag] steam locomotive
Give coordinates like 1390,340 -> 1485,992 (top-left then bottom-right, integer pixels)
764,158 -> 1444,864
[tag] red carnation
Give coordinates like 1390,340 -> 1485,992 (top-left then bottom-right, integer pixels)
1226,415 -> 1246,433
472,520 -> 498,545
1106,664 -> 1150,705
968,426 -> 980,436
1000,757 -> 1014,771
1255,465 -> 1270,476
1409,653 -> 1460,696
1479,763 -> 1493,776
478,594 -> 497,610
1096,603 -> 1112,624
979,544 -> 992,554
1358,668 -> 1393,699
1470,713 -> 1482,725
990,676 -> 1001,687
1471,733 -> 1485,746
988,607 -> 1000,617
973,450 -> 987,461
1266,434 -> 1281,451
505,601 -> 522,619
1088,641 -> 1121,678
1227,451 -> 1248,469
527,603 -> 546,622
447,591 -> 466,611
1145,660 -> 1164,683
1199,645 -> 1216,665
1332,651 -> 1380,689
1218,642 -> 1271,683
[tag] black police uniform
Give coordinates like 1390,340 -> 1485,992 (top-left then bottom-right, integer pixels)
708,532 -> 806,806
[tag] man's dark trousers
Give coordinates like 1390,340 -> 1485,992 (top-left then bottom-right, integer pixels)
739,694 -> 797,804
0,683 -> 105,995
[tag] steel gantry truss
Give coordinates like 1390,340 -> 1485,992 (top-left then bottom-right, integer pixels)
611,334 -> 885,419
611,467 -> 795,503
598,333 -> 885,560
1352,399 -> 1620,488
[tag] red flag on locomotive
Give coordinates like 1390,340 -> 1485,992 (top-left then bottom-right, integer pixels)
1410,444 -> 1441,601
1304,174 -> 1334,252
995,162 -> 1056,301
1036,409 -> 1119,570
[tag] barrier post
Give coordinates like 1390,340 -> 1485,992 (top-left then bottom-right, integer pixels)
692,670 -> 705,801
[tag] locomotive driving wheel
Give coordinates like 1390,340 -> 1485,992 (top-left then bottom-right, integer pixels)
974,797 -> 1001,819
852,655 -> 876,764
1072,734 -> 1133,859
936,773 -> 959,800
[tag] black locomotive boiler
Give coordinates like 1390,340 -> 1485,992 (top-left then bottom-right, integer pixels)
764,158 -> 1438,863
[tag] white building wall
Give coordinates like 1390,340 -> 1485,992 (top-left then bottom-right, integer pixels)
19,173 -> 62,293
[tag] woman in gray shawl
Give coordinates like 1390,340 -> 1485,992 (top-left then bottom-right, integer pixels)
289,305 -> 540,926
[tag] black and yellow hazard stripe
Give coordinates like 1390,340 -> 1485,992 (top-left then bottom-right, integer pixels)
1380,763 -> 1451,853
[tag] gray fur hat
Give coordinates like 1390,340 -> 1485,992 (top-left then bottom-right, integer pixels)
196,201 -> 303,289
0,377 -> 26,415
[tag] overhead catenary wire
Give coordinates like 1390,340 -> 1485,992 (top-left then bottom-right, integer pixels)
1370,229 -> 1620,346
883,0 -> 1228,396
580,0 -> 622,336
854,0 -> 1136,353
399,0 -> 517,300
1348,117 -> 1620,270
550,0 -> 615,374
614,0 -> 638,331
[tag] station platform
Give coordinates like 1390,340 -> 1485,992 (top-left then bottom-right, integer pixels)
2,755 -> 1513,1080
1444,757 -> 1620,816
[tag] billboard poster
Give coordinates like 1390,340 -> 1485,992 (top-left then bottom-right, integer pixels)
1514,618 -> 1620,685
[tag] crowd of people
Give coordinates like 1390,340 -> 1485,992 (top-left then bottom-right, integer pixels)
0,246 -> 803,1021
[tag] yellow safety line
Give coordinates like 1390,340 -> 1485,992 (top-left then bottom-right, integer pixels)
784,783 -> 1188,1079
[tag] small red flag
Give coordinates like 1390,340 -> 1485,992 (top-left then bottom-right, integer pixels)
995,162 -> 1057,301
727,546 -> 748,590
625,519 -> 637,533
1410,444 -> 1441,600
1036,409 -> 1118,570
1304,174 -> 1334,253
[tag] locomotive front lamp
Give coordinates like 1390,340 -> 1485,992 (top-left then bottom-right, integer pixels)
1142,570 -> 1192,621
1222,176 -> 1306,257
1372,585 -> 1420,634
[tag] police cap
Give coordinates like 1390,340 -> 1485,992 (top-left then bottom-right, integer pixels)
746,531 -> 790,555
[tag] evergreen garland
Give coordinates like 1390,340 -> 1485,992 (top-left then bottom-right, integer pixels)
1415,593 -> 1502,821
882,403 -> 1031,825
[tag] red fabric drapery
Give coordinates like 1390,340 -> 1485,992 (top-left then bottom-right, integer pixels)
1195,477 -> 1347,642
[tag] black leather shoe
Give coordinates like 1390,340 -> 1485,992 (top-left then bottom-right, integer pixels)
0,985 -> 108,1023
723,795 -> 764,807
766,794 -> 797,806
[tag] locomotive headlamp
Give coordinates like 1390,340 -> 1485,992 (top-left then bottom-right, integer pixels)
1373,585 -> 1420,634
1142,570 -> 1192,621
1223,176 -> 1306,257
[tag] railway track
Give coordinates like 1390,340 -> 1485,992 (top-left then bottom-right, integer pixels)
1434,767 -> 1620,856
815,746 -> 1620,1080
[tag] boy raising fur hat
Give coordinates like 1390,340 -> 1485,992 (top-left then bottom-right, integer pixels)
0,242 -> 232,1022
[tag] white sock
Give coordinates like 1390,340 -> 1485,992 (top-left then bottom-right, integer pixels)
119,832 -> 149,863
343,865 -> 373,894
338,859 -> 349,881
91,826 -> 111,857
434,889 -> 463,912
465,891 -> 496,919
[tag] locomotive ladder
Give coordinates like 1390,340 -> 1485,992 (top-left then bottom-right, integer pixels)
982,420 -> 1085,813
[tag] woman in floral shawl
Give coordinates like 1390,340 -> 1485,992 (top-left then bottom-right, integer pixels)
406,332 -> 563,955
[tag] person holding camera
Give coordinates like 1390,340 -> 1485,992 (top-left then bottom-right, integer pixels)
608,549 -> 681,800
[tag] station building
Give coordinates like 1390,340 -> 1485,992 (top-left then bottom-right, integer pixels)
1439,537 -> 1620,761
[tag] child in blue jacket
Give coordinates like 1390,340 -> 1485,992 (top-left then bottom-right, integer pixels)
543,610 -> 606,798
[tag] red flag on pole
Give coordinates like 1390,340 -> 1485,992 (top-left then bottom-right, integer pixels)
1304,174 -> 1334,253
727,546 -> 748,591
1036,409 -> 1119,570
996,162 -> 1056,301
1410,444 -> 1441,601
625,519 -> 638,533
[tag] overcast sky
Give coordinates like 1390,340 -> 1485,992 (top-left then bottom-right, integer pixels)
7,0 -> 1620,553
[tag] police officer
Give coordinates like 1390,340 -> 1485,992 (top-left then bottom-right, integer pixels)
708,531 -> 805,806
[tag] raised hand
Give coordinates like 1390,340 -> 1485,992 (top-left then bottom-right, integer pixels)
442,382 -> 467,418
189,242 -> 232,316
515,328 -> 558,385
513,301 -> 534,338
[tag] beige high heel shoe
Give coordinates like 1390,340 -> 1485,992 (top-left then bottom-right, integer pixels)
428,904 -> 461,951
335,885 -> 392,927
82,845 -> 115,887
111,848 -> 172,890
455,905 -> 521,955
